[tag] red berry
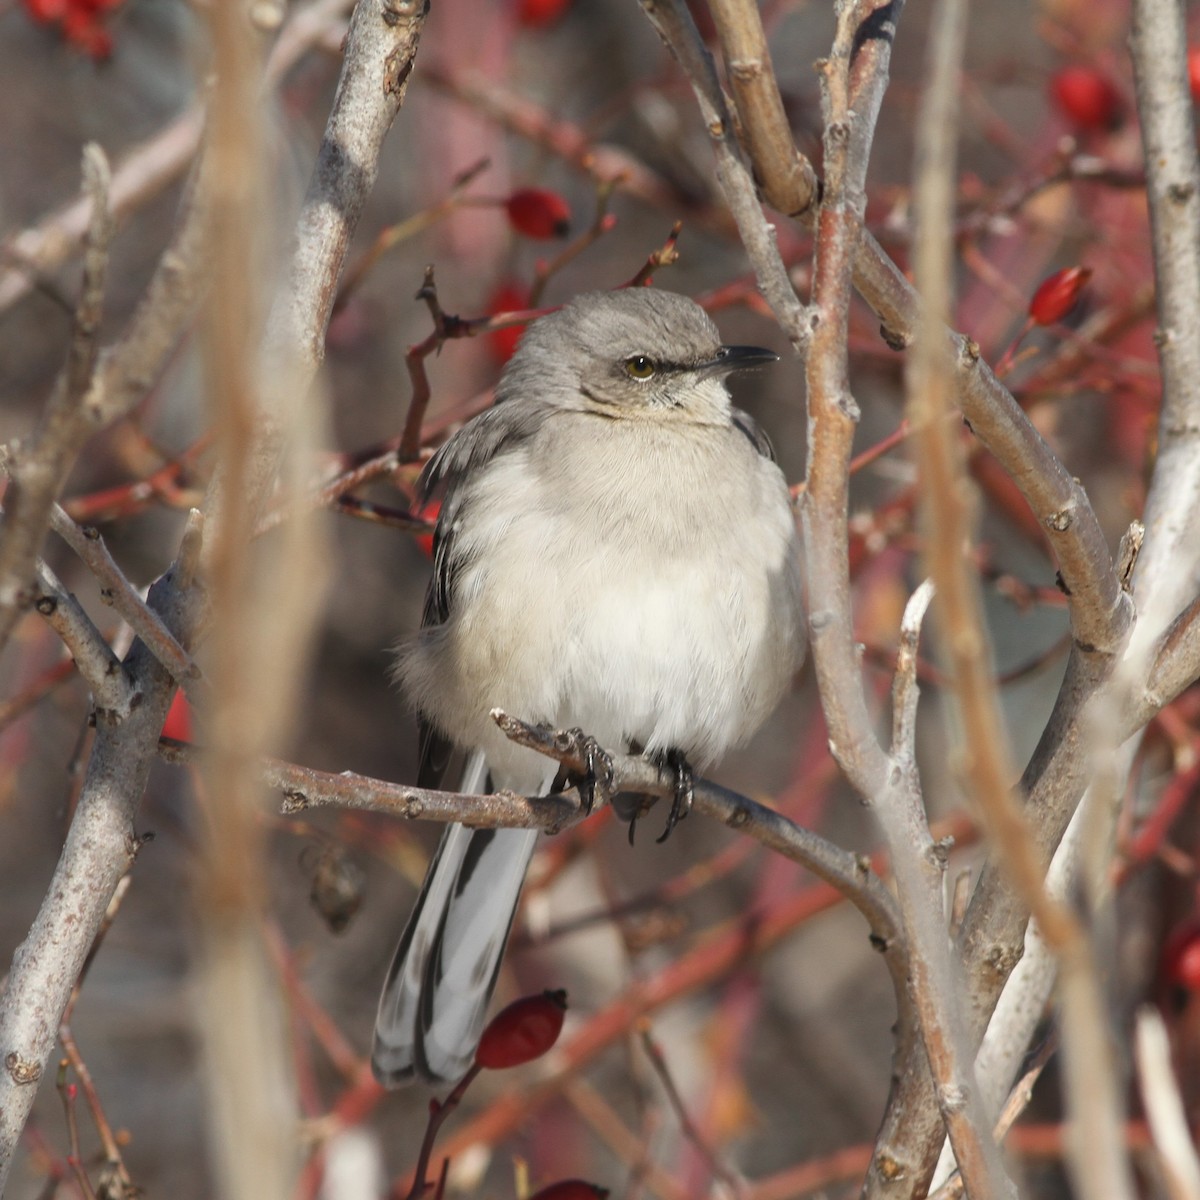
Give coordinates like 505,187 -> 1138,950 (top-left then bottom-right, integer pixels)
1028,266 -> 1092,326
474,989 -> 567,1069
21,0 -> 68,23
1189,48 -> 1200,104
517,0 -> 571,28
505,188 -> 571,240
485,282 -> 531,364
1163,921 -> 1200,991
62,6 -> 112,56
161,691 -> 192,743
528,1183 -> 610,1200
1050,66 -> 1121,130
414,498 -> 440,558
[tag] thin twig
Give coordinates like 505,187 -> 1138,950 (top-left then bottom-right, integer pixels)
528,178 -> 621,307
639,1025 -> 745,1199
48,503 -> 198,686
0,146 -> 114,656
624,221 -> 683,290
30,560 -> 133,720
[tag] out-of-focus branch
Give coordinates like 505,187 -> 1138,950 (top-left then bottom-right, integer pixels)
0,109 -> 203,315
706,0 -> 817,218
420,64 -> 719,229
903,1 -> 1021,1190
191,1 -> 305,1195
0,0 -> 355,317
0,147 -> 113,656
81,165 -> 211,431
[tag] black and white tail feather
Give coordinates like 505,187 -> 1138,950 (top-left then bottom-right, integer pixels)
371,751 -> 542,1085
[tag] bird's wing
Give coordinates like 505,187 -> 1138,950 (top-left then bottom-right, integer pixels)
731,406 -> 778,462
413,401 -> 548,785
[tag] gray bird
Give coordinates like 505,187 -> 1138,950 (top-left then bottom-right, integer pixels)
372,288 -> 805,1085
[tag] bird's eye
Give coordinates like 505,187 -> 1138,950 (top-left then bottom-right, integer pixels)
624,355 -> 657,380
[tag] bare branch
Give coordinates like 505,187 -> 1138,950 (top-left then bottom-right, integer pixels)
637,0 -> 808,352
0,559 -> 200,1189
1144,591 -> 1200,724
706,0 -> 818,218
0,0 -> 354,317
48,503 -> 198,686
1128,0 -> 1200,653
0,146 -> 114,654
31,560 -> 133,720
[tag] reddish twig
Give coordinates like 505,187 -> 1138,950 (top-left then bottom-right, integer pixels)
624,221 -> 684,290
334,157 -> 492,313
402,1067 -> 482,1200
638,1024 -> 744,1198
529,178 -> 623,306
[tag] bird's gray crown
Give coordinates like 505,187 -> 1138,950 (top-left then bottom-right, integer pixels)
496,289 -> 771,418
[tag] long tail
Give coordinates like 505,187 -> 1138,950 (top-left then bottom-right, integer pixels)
372,754 -> 539,1085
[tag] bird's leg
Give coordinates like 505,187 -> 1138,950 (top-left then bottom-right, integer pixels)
552,727 -> 615,815
655,748 -> 694,844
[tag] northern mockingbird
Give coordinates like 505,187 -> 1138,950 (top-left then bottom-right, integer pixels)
372,288 -> 805,1085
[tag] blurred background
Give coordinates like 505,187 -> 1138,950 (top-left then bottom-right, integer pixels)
0,0 -> 1186,1196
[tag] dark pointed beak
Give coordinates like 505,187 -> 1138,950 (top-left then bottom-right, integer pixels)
699,344 -> 780,377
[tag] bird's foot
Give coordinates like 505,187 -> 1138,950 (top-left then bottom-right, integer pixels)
556,727 -> 615,815
655,749 -> 694,844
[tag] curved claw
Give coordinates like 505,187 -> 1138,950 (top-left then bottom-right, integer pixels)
655,749 -> 694,844
565,728 -> 614,815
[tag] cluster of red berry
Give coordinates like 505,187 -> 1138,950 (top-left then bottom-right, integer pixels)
21,0 -> 121,59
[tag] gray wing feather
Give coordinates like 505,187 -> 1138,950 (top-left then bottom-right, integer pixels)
418,399 -> 549,630
731,407 -> 777,461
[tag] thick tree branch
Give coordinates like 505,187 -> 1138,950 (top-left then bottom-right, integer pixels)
1127,0 -> 1200,652
706,0 -> 818,218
